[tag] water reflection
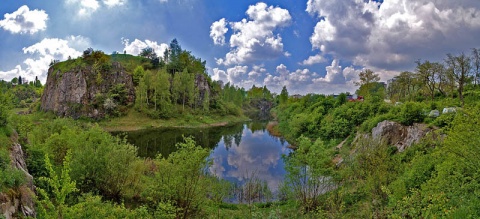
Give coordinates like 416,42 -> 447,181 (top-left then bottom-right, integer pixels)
209,124 -> 290,193
115,122 -> 290,194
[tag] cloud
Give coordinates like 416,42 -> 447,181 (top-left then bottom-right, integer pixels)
66,0 -> 127,16
121,38 -> 169,58
212,65 -> 263,89
226,65 -> 248,85
103,0 -> 127,7
214,2 -> 292,66
0,5 -> 48,35
262,60 -> 362,95
301,54 -> 326,65
211,68 -> 228,83
248,65 -> 266,79
218,128 -> 286,192
210,18 -> 228,46
0,36 -> 88,83
306,0 -> 480,71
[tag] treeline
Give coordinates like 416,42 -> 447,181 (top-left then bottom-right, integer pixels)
0,77 -> 43,110
388,48 -> 480,106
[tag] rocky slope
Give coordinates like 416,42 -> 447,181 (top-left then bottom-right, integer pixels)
1,135 -> 36,219
41,62 -> 135,119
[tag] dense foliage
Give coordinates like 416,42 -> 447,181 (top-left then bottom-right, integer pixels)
271,48 -> 480,217
3,43 -> 480,218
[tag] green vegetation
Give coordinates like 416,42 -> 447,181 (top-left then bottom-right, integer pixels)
269,48 -> 480,217
3,38 -> 480,218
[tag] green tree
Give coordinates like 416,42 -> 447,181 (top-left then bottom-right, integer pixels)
153,69 -> 172,116
202,90 -> 210,112
11,77 -> 18,85
279,85 -> 289,105
135,75 -> 148,111
283,136 -> 335,212
355,69 -> 380,97
37,150 -> 78,219
133,66 -> 145,85
415,60 -> 437,101
446,53 -> 471,106
472,48 -> 480,86
0,90 -> 12,126
144,136 -> 211,218
172,69 -> 194,111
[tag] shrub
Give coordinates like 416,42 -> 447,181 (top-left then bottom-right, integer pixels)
0,168 -> 26,192
397,102 -> 426,125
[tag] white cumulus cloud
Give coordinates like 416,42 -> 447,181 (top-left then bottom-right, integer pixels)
306,0 -> 480,71
66,0 -> 127,16
0,36 -> 88,83
301,54 -> 326,65
214,2 -> 292,66
0,5 -> 48,35
210,18 -> 228,45
121,38 -> 169,58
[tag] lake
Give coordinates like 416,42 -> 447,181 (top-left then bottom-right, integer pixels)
114,122 -> 291,200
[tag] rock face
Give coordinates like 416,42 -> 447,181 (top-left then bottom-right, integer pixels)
372,120 -> 433,152
1,142 -> 36,219
41,62 -> 135,119
246,98 -> 274,120
195,73 -> 211,104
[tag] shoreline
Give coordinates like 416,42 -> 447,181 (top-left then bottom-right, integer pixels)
99,111 -> 251,132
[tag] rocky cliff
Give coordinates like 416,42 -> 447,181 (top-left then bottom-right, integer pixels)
41,62 -> 135,119
245,98 -> 274,120
1,136 -> 36,219
195,73 -> 211,105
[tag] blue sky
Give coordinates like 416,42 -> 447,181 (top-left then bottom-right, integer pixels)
1,0 -> 479,94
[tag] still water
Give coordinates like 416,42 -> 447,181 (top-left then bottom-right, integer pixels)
115,122 -> 291,194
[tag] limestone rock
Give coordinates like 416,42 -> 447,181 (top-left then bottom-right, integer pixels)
428,110 -> 440,118
41,62 -> 135,119
1,142 -> 36,219
442,107 -> 457,114
371,120 -> 433,152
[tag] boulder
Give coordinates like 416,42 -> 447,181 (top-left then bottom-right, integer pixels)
371,120 -> 433,152
428,110 -> 440,118
442,107 -> 456,114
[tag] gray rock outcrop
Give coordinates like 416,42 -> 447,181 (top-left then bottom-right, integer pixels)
1,141 -> 36,219
371,120 -> 434,152
41,62 -> 135,119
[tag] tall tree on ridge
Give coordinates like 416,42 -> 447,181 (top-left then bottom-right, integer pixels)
446,52 -> 471,107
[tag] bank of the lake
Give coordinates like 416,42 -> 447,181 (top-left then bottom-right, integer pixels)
99,108 -> 250,132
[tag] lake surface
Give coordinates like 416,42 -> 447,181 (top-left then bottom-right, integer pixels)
115,122 -> 291,196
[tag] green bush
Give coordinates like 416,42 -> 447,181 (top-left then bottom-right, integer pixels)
432,112 -> 456,128
397,102 -> 426,125
0,149 -> 9,170
0,168 -> 25,192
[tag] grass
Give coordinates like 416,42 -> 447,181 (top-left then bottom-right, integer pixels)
110,54 -> 151,73
98,108 -> 250,132
51,58 -> 85,75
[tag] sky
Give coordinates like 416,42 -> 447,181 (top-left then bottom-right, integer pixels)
0,0 -> 479,95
